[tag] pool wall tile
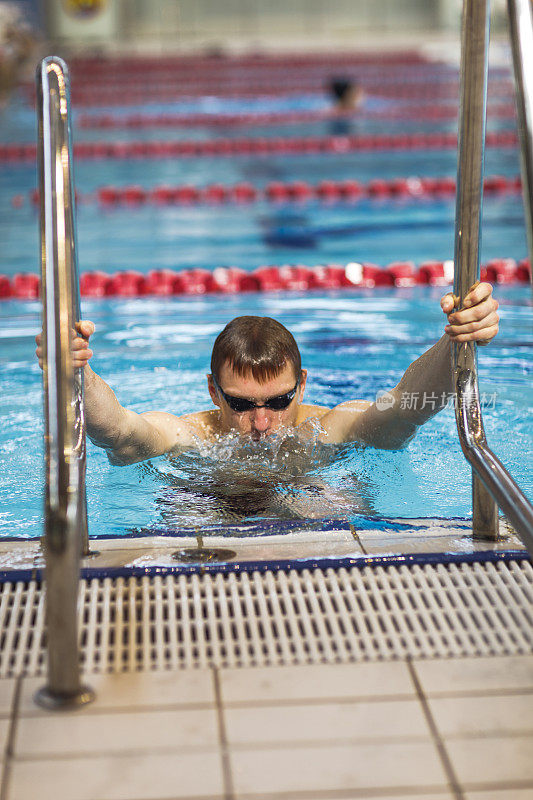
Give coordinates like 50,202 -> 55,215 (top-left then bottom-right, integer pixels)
0,679 -> 17,716
219,661 -> 415,704
230,741 -> 449,795
412,655 -> 533,695
445,735 -> 533,786
8,751 -> 225,800
427,693 -> 533,737
225,698 -> 431,745
14,707 -> 220,757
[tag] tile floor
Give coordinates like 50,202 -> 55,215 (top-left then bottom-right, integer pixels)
1,655 -> 532,800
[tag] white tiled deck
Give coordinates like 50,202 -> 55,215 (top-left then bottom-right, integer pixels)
1,657 -> 533,800
0,518 -> 530,799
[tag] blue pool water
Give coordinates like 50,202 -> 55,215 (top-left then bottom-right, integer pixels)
1,286 -> 531,538
0,67 -> 531,539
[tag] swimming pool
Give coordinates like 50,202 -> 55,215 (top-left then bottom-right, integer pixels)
1,283 -> 531,539
0,55 -> 531,541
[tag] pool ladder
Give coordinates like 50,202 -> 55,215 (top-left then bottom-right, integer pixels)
452,0 -> 533,546
35,56 -> 94,709
35,0 -> 533,709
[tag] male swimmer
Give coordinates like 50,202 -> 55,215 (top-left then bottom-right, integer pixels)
36,283 -> 499,466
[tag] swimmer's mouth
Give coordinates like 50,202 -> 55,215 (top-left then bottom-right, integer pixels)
250,431 -> 271,441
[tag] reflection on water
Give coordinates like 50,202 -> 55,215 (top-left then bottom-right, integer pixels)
139,420 -> 377,527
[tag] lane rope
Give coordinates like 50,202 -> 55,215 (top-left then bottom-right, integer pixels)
0,130 -> 518,164
14,173 -> 521,209
1,258 -> 528,300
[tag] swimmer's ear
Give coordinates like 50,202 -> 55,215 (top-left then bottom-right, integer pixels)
207,374 -> 220,407
298,369 -> 307,400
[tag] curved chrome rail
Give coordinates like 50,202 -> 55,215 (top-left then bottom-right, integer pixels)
453,0 -> 533,556
35,56 -> 94,709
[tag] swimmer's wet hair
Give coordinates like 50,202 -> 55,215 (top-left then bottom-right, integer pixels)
211,316 -> 301,384
329,77 -> 356,101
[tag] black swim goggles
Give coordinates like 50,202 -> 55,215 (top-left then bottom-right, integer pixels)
213,376 -> 300,413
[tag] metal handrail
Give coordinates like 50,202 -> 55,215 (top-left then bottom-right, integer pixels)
35,56 -> 94,709
453,0 -> 533,557
507,0 -> 533,272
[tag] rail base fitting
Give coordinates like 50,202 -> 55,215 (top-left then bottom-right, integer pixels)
34,684 -> 96,711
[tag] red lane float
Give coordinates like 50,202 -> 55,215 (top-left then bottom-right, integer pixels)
416,260 -> 455,285
481,258 -> 524,284
25,174 -> 521,209
2,259 -> 529,301
0,131 -> 519,165
0,275 -> 12,298
11,273 -> 40,299
515,258 -> 532,282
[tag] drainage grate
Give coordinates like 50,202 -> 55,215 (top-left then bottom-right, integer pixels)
0,560 -> 532,677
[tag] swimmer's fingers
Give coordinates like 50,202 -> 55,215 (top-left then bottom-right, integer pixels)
445,293 -> 498,328
35,333 -> 44,370
445,313 -> 499,342
463,280 -> 492,309
440,293 -> 456,314
35,321 -> 95,370
444,283 -> 499,344
72,320 -> 95,367
71,335 -> 93,368
440,281 -> 492,314
75,319 -> 95,341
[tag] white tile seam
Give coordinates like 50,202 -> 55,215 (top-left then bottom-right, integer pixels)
435,730 -> 533,742
407,658 -> 465,800
9,735 -> 460,764
218,734 -> 436,750
16,701 -> 216,719
219,693 -> 418,708
213,667 -> 234,800
11,745 -> 223,763
0,675 -> 22,800
412,687 -> 533,700
459,780 -> 533,794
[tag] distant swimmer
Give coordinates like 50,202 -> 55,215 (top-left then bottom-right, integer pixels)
328,77 -> 366,113
36,283 -> 500,466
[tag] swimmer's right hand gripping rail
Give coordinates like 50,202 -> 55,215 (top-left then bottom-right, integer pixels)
453,0 -> 533,554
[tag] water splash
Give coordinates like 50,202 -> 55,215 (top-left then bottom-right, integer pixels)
138,419 -> 376,527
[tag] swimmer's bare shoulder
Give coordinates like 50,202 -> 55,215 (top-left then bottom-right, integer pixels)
178,409 -> 222,441
130,409 -> 219,456
296,403 -> 331,424
317,399 -> 374,444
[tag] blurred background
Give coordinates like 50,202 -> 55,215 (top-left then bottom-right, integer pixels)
1,0 -> 516,62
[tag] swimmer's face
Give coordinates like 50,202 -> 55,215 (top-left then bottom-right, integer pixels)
208,361 -> 307,440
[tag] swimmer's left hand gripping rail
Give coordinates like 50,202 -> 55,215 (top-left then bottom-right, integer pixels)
35,57 -> 94,709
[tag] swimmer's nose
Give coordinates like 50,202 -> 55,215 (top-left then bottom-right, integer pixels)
250,407 -> 270,433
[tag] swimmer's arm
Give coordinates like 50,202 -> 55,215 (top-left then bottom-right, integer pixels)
84,366 -> 197,465
319,336 -> 454,449
319,282 -> 499,449
36,321 -> 197,464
